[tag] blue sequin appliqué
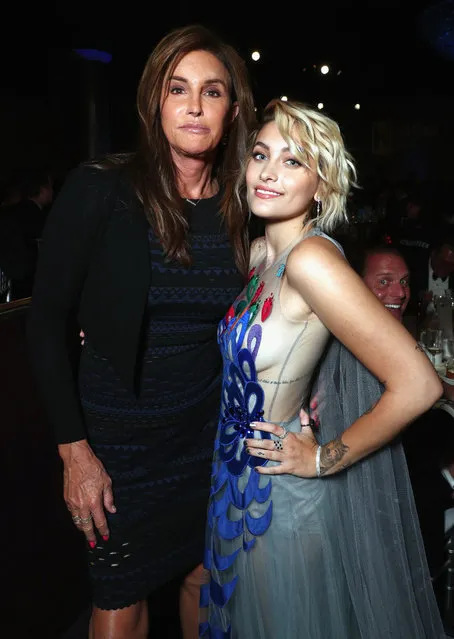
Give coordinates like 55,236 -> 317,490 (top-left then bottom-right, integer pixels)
200,309 -> 273,637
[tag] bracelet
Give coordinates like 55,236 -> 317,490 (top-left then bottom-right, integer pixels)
315,445 -> 322,477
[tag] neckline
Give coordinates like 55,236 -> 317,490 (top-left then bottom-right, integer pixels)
184,192 -> 221,208
185,198 -> 201,207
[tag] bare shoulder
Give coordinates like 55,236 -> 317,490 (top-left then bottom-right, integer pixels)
286,235 -> 346,280
250,236 -> 266,266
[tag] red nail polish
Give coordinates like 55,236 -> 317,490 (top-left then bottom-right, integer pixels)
89,541 -> 96,548
102,535 -> 109,541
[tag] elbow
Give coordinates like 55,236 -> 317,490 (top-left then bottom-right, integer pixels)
26,302 -> 56,359
424,374 -> 443,409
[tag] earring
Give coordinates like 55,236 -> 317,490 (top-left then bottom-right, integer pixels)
221,133 -> 228,146
315,199 -> 322,216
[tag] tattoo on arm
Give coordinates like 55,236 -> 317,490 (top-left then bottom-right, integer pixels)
319,437 -> 350,476
318,399 -> 378,476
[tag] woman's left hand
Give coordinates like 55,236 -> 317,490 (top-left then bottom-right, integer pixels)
245,410 -> 319,478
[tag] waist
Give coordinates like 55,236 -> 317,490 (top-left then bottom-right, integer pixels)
146,318 -> 218,349
81,371 -> 222,414
80,340 -> 222,393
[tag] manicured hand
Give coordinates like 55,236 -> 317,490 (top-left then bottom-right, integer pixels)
245,417 -> 318,478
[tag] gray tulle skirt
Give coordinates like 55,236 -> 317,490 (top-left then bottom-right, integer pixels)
200,339 -> 445,638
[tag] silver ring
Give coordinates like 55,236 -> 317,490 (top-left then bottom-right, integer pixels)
72,514 -> 92,525
277,425 -> 290,440
274,440 -> 283,451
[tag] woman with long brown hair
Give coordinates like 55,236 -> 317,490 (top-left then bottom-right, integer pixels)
28,24 -> 256,639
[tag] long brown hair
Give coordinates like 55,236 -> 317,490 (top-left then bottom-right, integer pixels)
97,25 -> 257,276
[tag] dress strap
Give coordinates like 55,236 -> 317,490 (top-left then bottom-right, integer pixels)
304,227 -> 345,256
273,227 -> 345,278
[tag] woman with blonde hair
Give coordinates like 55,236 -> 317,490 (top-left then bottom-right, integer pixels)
200,99 -> 445,637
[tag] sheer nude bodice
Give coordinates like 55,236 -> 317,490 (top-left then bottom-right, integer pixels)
220,230 -> 334,425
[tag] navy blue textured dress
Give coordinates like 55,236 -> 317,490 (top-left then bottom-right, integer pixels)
78,195 -> 244,610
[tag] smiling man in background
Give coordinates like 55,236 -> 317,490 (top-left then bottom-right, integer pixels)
360,245 -> 410,323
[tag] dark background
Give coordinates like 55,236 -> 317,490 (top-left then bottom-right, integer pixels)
1,0 -> 453,187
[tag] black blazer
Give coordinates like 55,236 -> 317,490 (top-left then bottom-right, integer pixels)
28,165 -> 151,443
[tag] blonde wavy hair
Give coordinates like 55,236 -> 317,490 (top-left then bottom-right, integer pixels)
238,99 -> 357,232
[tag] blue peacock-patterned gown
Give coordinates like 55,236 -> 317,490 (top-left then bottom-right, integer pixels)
200,230 -> 333,637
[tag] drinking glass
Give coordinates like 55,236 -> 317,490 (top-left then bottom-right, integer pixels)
443,337 -> 454,361
420,327 -> 443,366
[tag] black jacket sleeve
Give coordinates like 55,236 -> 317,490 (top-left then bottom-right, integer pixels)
27,165 -> 113,444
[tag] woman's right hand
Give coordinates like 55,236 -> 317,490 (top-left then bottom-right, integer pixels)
58,440 -> 116,547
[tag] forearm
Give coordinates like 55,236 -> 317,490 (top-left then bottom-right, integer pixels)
28,310 -> 87,443
318,382 -> 442,476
